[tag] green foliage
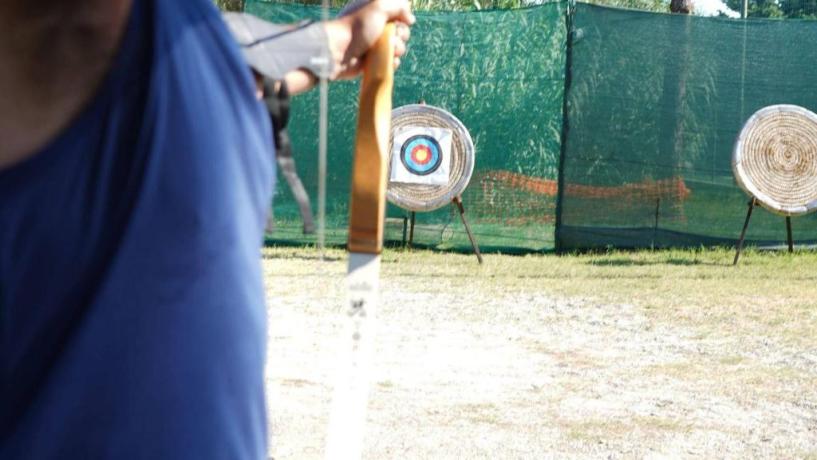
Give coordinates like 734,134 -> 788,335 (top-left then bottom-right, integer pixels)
237,0 -> 817,16
244,0 -> 663,12
725,0 -> 781,17
779,0 -> 817,17
244,0 -> 538,10
411,0 -> 529,10
583,0 -> 668,12
724,0 -> 817,18
215,0 -> 246,11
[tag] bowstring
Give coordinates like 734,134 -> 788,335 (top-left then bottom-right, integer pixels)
317,0 -> 330,261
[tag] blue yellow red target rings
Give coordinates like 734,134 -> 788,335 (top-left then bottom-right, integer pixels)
400,135 -> 443,176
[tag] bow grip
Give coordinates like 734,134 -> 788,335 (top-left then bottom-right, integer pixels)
347,24 -> 395,255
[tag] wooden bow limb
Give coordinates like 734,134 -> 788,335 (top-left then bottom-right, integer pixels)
325,23 -> 395,460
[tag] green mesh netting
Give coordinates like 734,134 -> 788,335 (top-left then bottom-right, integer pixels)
246,0 -> 817,253
559,3 -> 817,251
247,0 -> 567,253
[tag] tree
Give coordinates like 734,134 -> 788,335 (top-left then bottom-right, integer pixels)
215,0 -> 245,12
724,0 -> 786,17
670,0 -> 694,13
779,0 -> 817,18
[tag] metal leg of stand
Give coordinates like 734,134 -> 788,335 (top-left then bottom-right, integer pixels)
786,216 -> 794,253
408,212 -> 416,248
733,198 -> 756,266
652,197 -> 660,250
453,196 -> 483,265
402,215 -> 408,247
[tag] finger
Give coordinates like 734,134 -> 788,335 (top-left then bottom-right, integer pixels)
393,56 -> 401,69
395,21 -> 411,43
392,35 -> 407,58
334,58 -> 364,80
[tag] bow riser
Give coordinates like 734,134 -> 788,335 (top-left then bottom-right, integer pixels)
325,24 -> 395,460
347,26 -> 395,255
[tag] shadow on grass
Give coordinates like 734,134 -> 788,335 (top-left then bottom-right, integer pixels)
263,236 -> 554,258
261,252 -> 344,262
261,238 -> 345,262
383,240 -> 554,257
587,257 -> 724,267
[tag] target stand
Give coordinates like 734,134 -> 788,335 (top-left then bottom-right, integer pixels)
732,105 -> 817,265
387,103 -> 483,264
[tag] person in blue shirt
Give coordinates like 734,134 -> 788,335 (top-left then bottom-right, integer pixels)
0,0 -> 413,458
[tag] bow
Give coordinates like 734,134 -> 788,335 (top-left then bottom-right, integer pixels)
324,24 -> 395,460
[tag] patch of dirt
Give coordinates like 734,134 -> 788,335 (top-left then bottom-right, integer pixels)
262,259 -> 817,459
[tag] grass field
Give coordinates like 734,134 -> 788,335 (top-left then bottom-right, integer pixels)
261,246 -> 817,459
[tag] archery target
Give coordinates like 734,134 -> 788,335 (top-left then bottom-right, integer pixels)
391,127 -> 452,185
733,104 -> 817,216
387,104 -> 475,212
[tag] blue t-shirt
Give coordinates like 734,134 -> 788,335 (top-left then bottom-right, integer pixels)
0,0 -> 274,458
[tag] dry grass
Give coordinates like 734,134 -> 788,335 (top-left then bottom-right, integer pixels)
261,246 -> 817,459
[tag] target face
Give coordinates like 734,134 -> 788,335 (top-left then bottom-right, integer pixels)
400,135 -> 443,176
390,126 -> 452,186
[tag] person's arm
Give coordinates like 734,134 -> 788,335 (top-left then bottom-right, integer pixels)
224,0 -> 413,96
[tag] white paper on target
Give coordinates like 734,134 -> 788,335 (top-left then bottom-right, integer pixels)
390,126 -> 452,186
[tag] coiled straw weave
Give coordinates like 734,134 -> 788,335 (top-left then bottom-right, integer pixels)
387,104 -> 475,212
733,104 -> 817,216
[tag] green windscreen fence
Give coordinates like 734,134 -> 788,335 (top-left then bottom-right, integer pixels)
246,0 -> 817,252
559,3 -> 817,251
247,1 -> 567,252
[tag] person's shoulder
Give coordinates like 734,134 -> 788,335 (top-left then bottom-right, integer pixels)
150,0 -> 228,34
147,0 -> 246,73
139,0 -> 271,158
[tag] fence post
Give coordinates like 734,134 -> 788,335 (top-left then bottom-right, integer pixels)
554,0 -> 576,254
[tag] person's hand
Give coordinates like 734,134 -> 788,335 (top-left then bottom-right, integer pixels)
278,0 -> 414,95
325,0 -> 415,80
